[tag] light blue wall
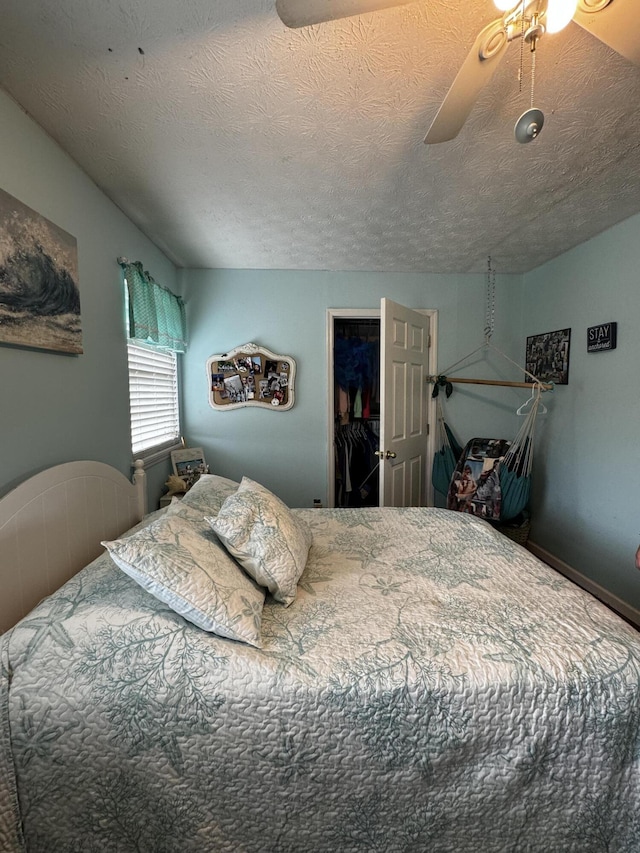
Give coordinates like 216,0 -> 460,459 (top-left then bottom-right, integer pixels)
5,77 -> 637,613
180,268 -> 524,508
181,232 -> 640,613
0,89 -> 178,504
522,214 -> 640,610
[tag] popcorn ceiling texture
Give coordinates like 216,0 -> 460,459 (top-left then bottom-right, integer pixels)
0,0 -> 639,273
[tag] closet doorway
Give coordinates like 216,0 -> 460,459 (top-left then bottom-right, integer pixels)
327,301 -> 438,509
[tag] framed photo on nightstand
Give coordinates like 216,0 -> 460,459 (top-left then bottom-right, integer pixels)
170,447 -> 209,488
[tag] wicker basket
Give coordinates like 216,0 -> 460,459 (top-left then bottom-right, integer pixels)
495,518 -> 531,546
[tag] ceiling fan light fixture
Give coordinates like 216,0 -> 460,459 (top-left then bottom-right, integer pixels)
545,0 -> 579,33
515,107 -> 545,142
493,0 -> 515,11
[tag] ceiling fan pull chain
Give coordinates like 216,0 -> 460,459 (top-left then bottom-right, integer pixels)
518,0 -> 526,92
530,47 -> 536,108
514,19 -> 544,145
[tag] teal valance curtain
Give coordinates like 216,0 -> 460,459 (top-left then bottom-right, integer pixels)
119,259 -> 187,353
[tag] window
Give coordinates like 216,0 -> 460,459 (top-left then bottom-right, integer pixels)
127,341 -> 180,456
120,258 -> 186,461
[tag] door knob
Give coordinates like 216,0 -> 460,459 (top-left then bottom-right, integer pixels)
375,450 -> 397,459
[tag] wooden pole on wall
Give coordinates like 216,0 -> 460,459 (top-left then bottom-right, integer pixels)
428,375 -> 554,391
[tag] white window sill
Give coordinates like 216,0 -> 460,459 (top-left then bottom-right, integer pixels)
132,441 -> 183,471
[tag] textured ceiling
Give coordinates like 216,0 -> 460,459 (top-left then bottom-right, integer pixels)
0,0 -> 639,273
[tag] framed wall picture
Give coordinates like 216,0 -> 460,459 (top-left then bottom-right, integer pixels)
525,328 -> 571,385
0,187 -> 82,354
206,342 -> 296,411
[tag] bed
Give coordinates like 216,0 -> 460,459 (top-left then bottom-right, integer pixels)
1,463 -> 639,852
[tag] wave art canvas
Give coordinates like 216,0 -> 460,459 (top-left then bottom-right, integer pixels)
0,188 -> 82,354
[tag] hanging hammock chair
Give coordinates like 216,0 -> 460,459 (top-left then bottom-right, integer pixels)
432,397 -> 464,498
440,383 -> 547,522
432,257 -> 551,522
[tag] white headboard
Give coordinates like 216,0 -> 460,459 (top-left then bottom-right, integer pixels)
0,460 -> 146,633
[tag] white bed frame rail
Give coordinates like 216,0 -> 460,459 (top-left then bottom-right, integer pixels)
0,461 -> 146,634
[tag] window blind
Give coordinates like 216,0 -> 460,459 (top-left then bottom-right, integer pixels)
127,342 -> 180,454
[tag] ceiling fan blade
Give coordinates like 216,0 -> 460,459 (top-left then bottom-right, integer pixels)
276,0 -> 415,28
424,18 -> 510,145
573,0 -> 640,66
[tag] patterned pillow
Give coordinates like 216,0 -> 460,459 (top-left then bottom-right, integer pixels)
177,474 -> 240,516
208,477 -> 312,607
102,511 -> 264,647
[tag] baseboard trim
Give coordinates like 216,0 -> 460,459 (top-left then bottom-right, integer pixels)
527,540 -> 640,628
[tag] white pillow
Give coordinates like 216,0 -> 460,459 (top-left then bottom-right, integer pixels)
175,473 -> 240,516
102,511 -> 264,647
208,477 -> 312,607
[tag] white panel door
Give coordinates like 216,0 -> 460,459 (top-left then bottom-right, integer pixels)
379,298 -> 431,507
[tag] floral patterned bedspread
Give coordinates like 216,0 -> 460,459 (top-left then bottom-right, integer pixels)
1,506 -> 639,852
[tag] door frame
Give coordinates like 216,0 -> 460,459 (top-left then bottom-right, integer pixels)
326,307 -> 439,509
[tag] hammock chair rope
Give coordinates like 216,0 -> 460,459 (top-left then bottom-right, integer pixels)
432,340 -> 553,391
484,255 -> 496,342
433,258 -> 552,391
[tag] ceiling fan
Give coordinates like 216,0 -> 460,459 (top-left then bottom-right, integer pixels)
276,0 -> 640,143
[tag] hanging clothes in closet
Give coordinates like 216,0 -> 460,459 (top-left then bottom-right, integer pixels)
335,421 -> 380,507
333,319 -> 380,507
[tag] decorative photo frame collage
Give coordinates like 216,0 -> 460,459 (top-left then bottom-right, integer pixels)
206,342 -> 296,411
525,327 -> 571,385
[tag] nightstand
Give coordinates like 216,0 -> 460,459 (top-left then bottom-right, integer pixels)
159,493 -> 185,509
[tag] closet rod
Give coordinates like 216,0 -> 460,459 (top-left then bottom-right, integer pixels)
428,375 -> 553,391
